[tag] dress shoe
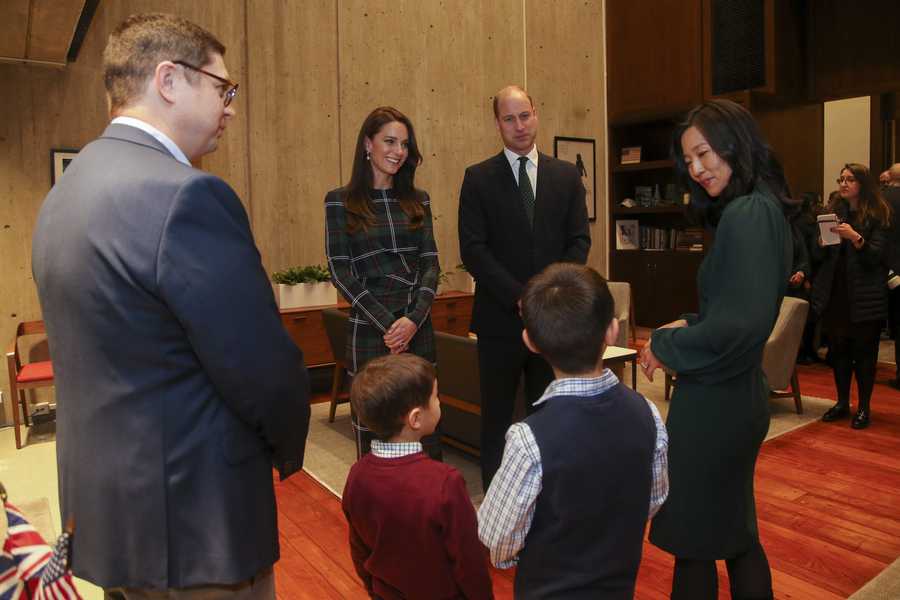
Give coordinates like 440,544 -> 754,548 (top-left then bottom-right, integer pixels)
821,402 -> 850,422
889,378 -> 900,391
851,409 -> 870,429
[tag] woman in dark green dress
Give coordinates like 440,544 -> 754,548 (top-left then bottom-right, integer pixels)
640,100 -> 792,600
325,106 -> 440,458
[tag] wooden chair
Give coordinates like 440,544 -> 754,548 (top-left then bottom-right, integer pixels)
663,297 -> 809,414
6,321 -> 54,449
434,331 -> 482,456
320,308 -> 350,422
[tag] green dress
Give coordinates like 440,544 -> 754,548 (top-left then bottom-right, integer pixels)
648,188 -> 790,559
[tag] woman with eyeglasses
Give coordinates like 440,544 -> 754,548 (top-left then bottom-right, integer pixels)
324,106 -> 441,459
639,99 -> 793,600
812,163 -> 891,429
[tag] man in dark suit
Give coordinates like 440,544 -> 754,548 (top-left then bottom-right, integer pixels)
32,14 -> 310,598
458,85 -> 591,489
883,163 -> 900,387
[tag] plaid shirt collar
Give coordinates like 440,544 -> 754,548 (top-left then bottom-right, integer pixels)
532,368 -> 619,407
370,439 -> 423,458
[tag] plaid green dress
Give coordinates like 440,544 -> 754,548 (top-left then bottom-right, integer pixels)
325,187 -> 440,374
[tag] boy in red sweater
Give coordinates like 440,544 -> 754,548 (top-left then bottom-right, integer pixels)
342,353 -> 494,600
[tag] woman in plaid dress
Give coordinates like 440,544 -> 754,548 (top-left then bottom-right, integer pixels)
325,106 -> 441,458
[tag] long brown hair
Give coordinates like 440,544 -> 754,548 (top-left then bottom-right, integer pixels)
829,163 -> 891,228
345,107 -> 424,233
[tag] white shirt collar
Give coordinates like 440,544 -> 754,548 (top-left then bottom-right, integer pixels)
504,145 -> 538,169
110,116 -> 192,166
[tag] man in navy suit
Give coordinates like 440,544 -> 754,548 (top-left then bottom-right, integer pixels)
32,13 -> 309,598
458,85 -> 591,489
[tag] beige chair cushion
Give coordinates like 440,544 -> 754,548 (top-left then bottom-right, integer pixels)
607,281 -> 631,348
761,297 -> 809,390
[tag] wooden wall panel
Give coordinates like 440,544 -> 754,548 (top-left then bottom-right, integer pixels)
810,1 -> 900,101
0,0 -> 30,58
246,0 -> 340,273
27,0 -> 86,63
0,0 -> 249,426
757,103 -> 824,199
337,0 -> 525,276
526,0 -> 607,274
1,0 -> 607,427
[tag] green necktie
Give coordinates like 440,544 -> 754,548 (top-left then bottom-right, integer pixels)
519,156 -> 535,226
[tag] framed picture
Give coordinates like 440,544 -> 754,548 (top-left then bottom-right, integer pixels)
553,136 -> 596,222
620,146 -> 642,165
615,219 -> 640,250
50,149 -> 79,186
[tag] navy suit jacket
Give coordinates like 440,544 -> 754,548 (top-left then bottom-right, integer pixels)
32,124 -> 311,589
458,150 -> 591,337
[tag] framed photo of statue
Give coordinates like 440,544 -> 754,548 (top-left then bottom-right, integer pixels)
553,136 -> 596,222
50,148 -> 80,186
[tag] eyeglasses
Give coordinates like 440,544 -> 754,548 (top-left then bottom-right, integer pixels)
173,60 -> 239,107
836,176 -> 857,184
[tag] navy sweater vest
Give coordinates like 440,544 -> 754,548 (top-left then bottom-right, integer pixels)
514,382 -> 656,600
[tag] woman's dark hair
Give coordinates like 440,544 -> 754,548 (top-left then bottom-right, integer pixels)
828,163 -> 891,228
344,106 -> 424,233
673,99 -> 793,226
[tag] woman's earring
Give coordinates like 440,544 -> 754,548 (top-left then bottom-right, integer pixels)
365,151 -> 371,161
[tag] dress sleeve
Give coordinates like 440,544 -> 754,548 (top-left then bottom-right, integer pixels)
651,195 -> 788,384
408,192 -> 440,327
324,191 -> 396,332
441,470 -> 495,600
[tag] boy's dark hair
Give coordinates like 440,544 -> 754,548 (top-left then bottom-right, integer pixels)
521,263 -> 615,374
351,354 -> 436,440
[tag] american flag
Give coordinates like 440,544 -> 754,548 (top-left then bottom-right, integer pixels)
0,503 -> 80,600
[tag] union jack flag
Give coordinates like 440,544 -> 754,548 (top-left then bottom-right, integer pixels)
0,503 -> 80,599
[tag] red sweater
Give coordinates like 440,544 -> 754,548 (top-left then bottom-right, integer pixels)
342,452 -> 494,600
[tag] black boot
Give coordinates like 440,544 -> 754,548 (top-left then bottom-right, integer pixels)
852,396 -> 871,429
821,401 -> 850,422
851,408 -> 870,429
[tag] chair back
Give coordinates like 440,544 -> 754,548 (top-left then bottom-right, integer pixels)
321,309 -> 348,367
606,281 -> 632,347
434,331 -> 481,451
761,297 -> 809,390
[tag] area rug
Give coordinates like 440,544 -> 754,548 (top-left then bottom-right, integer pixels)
849,556 -> 900,600
302,369 -> 836,501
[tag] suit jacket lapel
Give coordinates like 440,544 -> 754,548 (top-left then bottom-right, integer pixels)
533,152 -> 552,227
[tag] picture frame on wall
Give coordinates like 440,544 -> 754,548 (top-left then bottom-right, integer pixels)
50,149 -> 79,186
553,136 -> 596,222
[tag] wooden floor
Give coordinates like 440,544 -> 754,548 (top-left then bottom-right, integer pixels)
273,361 -> 900,599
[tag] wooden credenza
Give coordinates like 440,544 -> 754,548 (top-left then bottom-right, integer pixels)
279,291 -> 474,367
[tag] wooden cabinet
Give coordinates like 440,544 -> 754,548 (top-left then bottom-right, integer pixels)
611,250 -> 703,327
280,305 -> 333,367
279,292 -> 474,366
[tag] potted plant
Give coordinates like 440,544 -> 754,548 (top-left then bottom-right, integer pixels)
271,264 -> 337,309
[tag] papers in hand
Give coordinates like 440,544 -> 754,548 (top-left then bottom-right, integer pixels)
817,213 -> 841,246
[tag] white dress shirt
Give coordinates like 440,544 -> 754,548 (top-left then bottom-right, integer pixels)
504,145 -> 538,193
110,116 -> 191,167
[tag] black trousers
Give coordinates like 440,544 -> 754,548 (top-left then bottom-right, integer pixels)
477,335 -> 554,491
830,333 -> 880,410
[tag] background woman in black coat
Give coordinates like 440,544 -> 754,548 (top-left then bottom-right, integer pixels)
813,163 -> 891,429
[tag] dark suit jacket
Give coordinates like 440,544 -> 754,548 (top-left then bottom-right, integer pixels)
883,186 -> 900,274
32,124 -> 311,589
458,150 -> 591,337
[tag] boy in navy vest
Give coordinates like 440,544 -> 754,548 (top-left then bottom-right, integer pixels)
478,263 -> 669,599
342,354 -> 494,600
